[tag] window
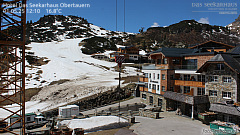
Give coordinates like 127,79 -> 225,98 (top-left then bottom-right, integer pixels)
153,73 -> 155,79
144,73 -> 148,78
163,58 -> 168,64
149,96 -> 153,104
209,90 -> 217,96
170,87 -> 174,92
149,73 -> 151,78
184,86 -> 190,93
157,59 -> 161,64
198,75 -> 205,82
216,64 -> 224,70
162,74 -> 166,80
142,94 -> 146,99
152,84 -> 156,90
224,115 -> 233,123
27,117 -> 31,122
190,76 -> 196,81
209,76 -> 218,82
222,92 -> 231,99
184,59 -> 197,69
149,84 -> 151,89
158,98 -> 163,106
172,59 -> 180,64
157,85 -> 160,91
197,88 -> 205,96
157,74 -> 160,79
162,86 -> 166,91
223,77 -> 232,83
184,75 -> 190,81
145,83 -> 148,88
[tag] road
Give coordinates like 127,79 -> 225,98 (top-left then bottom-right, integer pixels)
82,97 -> 212,135
130,111 -> 211,135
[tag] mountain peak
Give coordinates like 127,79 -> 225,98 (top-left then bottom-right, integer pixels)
227,15 -> 240,36
234,15 -> 240,23
26,15 -> 131,43
129,19 -> 239,51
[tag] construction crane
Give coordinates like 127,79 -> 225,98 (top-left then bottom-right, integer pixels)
0,0 -> 27,134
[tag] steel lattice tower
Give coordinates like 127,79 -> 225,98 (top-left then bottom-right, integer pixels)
0,0 -> 26,134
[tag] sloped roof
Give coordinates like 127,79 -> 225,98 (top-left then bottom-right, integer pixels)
149,47 -> 195,57
209,103 -> 240,116
208,54 -> 225,62
119,45 -> 139,50
197,53 -> 240,74
227,45 -> 240,54
163,91 -> 209,105
183,51 -> 216,57
189,40 -> 235,49
163,91 -> 194,105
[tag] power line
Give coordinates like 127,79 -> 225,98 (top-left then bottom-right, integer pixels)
116,0 -> 117,32
124,0 -> 125,33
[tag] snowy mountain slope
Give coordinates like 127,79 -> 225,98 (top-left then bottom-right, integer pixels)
25,38 -> 119,88
1,15 -> 139,118
0,38 -> 139,118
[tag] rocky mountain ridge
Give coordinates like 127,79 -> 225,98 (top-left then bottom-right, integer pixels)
25,15 -> 131,43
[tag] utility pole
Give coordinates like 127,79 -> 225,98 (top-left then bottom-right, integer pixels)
115,55 -> 125,125
118,64 -> 121,124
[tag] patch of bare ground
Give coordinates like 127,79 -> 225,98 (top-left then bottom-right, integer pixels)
26,54 -> 50,66
0,88 -> 41,106
113,65 -> 142,73
25,46 -> 32,50
49,79 -> 70,86
115,76 -> 139,84
122,63 -> 152,69
74,60 -> 110,70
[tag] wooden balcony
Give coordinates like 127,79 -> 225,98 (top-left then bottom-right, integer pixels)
152,89 -> 156,94
139,77 -> 148,82
139,86 -> 148,92
175,80 -> 205,88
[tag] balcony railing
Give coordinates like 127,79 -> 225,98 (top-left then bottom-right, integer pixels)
152,89 -> 156,94
139,86 -> 148,92
142,64 -> 156,70
175,80 -> 205,87
174,65 -> 198,70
